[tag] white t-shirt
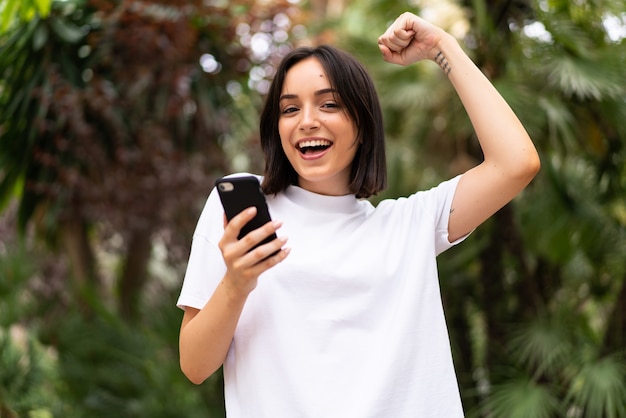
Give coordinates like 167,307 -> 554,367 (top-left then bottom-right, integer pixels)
177,174 -> 467,417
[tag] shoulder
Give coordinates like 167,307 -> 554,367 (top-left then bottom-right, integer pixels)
375,175 -> 462,212
222,172 -> 262,180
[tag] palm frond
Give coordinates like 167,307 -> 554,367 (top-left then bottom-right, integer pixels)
535,95 -> 578,152
0,328 -> 58,415
506,315 -> 575,379
545,54 -> 625,100
0,0 -> 52,34
482,376 -> 560,418
565,354 -> 626,418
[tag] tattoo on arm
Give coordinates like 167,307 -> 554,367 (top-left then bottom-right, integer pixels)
450,207 -> 455,214
434,51 -> 451,76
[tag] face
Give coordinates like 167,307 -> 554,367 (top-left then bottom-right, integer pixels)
278,57 -> 359,196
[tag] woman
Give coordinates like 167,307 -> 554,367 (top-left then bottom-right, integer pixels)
177,12 -> 540,417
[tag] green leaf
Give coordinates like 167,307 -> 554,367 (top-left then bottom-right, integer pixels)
32,23 -> 48,50
566,355 -> 626,418
0,0 -> 20,34
0,168 -> 23,212
485,377 -> 560,418
545,55 -> 624,100
0,0 -> 52,34
507,316 -> 574,379
33,0 -> 52,19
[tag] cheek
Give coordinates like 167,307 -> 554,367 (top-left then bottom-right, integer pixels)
277,124 -> 287,143
278,120 -> 297,147
279,137 -> 289,155
277,119 -> 289,140
278,128 -> 293,158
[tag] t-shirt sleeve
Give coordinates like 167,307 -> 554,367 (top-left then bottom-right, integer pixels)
176,187 -> 227,310
433,174 -> 471,255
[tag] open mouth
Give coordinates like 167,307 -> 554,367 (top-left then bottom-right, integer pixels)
298,139 -> 332,155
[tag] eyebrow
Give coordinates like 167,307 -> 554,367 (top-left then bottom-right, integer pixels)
279,88 -> 337,101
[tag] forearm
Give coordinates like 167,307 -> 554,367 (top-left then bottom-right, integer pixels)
179,278 -> 248,384
435,33 -> 539,177
179,207 -> 290,384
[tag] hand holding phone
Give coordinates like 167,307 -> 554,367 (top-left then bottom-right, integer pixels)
215,176 -> 278,253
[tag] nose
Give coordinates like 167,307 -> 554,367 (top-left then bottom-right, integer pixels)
298,106 -> 320,131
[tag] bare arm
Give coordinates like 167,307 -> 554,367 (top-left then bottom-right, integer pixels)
179,208 -> 289,384
378,13 -> 540,242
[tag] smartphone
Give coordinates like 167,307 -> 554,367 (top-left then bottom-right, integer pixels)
215,175 -> 278,252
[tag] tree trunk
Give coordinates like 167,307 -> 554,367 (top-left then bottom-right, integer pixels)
500,202 -> 541,318
60,218 -> 101,291
446,295 -> 476,411
601,272 -> 626,356
479,210 -> 507,371
118,227 -> 153,321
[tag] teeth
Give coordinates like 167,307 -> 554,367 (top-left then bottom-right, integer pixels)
298,139 -> 331,149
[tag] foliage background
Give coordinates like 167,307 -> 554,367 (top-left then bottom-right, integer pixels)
1,0 -> 625,417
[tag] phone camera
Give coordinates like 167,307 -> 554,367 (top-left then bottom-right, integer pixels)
218,182 -> 234,192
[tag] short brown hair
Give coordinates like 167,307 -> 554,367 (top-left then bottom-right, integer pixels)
260,45 -> 386,199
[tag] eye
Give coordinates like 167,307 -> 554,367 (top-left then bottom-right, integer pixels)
281,105 -> 299,115
321,101 -> 340,110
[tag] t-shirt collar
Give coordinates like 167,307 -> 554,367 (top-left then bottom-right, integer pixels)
283,185 -> 362,214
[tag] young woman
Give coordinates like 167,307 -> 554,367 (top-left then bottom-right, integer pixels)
177,12 -> 540,417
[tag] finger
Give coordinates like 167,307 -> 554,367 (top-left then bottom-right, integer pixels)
223,207 -> 257,240
397,11 -> 419,32
378,41 -> 407,65
239,220 -> 283,253
223,218 -> 284,264
246,242 -> 291,274
232,235 -> 288,276
393,28 -> 415,43
378,29 -> 414,54
247,235 -> 289,266
378,42 -> 391,61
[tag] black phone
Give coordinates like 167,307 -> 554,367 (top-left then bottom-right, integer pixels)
215,175 -> 277,251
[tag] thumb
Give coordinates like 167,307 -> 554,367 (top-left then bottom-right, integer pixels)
397,28 -> 416,43
378,42 -> 390,60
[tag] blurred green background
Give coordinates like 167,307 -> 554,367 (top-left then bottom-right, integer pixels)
1,0 -> 625,416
